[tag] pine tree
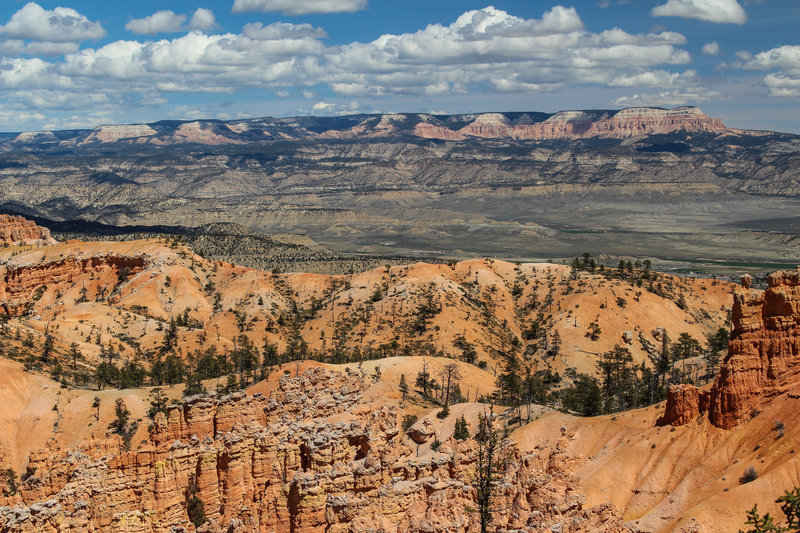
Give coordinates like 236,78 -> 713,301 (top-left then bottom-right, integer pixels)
2,468 -> 17,497
92,396 -> 101,420
184,371 -> 206,397
415,360 -> 431,397
399,373 -> 409,401
454,415 -> 469,440
473,410 -> 505,533
109,398 -> 130,435
186,473 -> 207,527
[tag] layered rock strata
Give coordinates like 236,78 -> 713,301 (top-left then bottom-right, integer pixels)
0,369 -> 624,532
660,269 -> 800,429
0,216 -> 55,247
0,255 -> 146,316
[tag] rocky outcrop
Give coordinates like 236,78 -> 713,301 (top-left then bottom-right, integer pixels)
0,369 -> 625,532
0,255 -> 146,316
454,107 -> 724,141
659,269 -> 800,429
0,215 -> 55,247
82,124 -> 157,144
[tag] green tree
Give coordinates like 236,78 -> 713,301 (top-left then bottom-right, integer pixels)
41,334 -> 54,364
69,342 -> 82,370
599,345 -> 636,413
184,371 -> 206,397
473,410 -> 505,533
399,373 -> 409,401
186,473 -> 207,527
561,373 -> 603,416
2,468 -> 17,497
415,360 -> 432,397
147,388 -> 168,419
92,396 -> 101,420
160,318 -> 178,355
740,486 -> 800,532
705,327 -> 729,379
109,398 -> 131,435
454,415 -> 469,440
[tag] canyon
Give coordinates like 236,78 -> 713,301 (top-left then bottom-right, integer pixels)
0,218 -> 798,531
1,107 -> 799,266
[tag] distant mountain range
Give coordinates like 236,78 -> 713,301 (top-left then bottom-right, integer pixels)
1,105 -> 799,262
1,106 -> 742,148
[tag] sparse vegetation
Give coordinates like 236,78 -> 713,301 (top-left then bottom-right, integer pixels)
740,486 -> 800,532
740,466 -> 759,485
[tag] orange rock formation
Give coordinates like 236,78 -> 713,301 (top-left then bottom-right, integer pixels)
660,269 -> 800,429
0,215 -> 55,247
0,368 -> 625,532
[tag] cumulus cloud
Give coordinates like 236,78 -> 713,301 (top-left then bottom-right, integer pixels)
232,0 -> 367,16
651,0 -> 747,24
609,69 -> 697,88
308,101 -> 360,115
613,87 -> 721,106
740,45 -> 800,96
702,41 -> 721,55
0,2 -> 106,42
242,22 -> 327,40
126,9 -> 216,35
126,11 -> 187,35
323,6 -> 689,97
0,5 -> 704,127
0,40 -> 79,56
189,9 -> 216,31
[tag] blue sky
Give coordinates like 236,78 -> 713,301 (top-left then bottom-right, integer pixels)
0,0 -> 798,132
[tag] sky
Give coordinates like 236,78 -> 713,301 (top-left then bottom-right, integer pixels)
0,0 -> 798,133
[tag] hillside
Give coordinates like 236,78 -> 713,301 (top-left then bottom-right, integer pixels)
1,247 -> 799,531
0,235 -> 730,382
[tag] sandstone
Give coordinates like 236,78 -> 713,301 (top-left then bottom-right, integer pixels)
660,268 -> 800,429
0,215 -> 55,248
0,368 -> 626,532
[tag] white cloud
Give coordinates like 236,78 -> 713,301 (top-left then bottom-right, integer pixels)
126,9 -> 216,35
740,45 -> 800,96
323,6 -> 689,96
126,11 -> 187,35
232,0 -> 367,16
0,2 -> 106,42
0,5 -> 702,126
0,40 -> 78,56
609,69 -> 697,88
613,87 -> 721,106
651,0 -> 747,24
242,22 -> 326,40
310,101 -> 360,115
189,9 -> 216,31
702,41 -> 721,55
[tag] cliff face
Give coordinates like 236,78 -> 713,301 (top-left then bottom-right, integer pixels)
0,368 -> 624,533
0,254 -> 146,316
0,215 -> 55,247
660,269 -> 800,429
449,107 -> 725,141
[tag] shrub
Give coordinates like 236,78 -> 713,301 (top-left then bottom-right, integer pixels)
740,466 -> 759,485
402,414 -> 418,432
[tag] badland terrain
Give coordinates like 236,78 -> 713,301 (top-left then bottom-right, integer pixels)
0,215 -> 798,532
1,105 -> 800,532
1,106 -> 800,270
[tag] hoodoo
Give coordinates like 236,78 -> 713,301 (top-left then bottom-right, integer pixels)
660,268 -> 800,429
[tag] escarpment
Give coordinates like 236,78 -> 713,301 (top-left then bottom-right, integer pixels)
660,269 -> 800,429
0,215 -> 55,247
0,255 -> 147,316
0,369 -> 625,532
